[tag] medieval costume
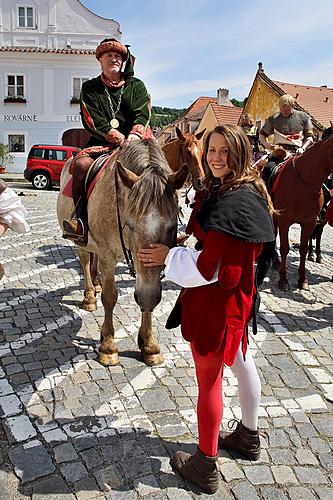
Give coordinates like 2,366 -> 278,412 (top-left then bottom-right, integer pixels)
62,38 -> 152,243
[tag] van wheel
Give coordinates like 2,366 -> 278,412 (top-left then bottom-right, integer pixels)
32,172 -> 51,190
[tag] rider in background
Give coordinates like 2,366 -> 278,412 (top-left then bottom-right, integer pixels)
62,38 -> 152,244
259,94 -> 314,186
240,113 -> 259,158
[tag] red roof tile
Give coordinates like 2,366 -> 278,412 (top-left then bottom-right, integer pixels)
210,103 -> 243,125
182,96 -> 218,120
273,80 -> 333,128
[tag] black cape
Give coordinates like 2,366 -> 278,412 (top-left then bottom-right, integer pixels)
196,184 -> 275,243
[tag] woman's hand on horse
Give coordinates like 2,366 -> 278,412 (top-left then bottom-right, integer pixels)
138,244 -> 170,267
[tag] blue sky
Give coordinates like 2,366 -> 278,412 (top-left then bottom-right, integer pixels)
81,0 -> 333,108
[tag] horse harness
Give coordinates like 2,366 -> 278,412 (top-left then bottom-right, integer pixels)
114,169 -> 136,278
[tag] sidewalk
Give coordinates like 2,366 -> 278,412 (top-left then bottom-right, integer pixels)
0,172 -> 28,184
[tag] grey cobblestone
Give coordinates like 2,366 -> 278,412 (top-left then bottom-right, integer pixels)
1,186 -> 333,499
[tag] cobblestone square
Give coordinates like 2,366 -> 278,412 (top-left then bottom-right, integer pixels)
0,183 -> 332,498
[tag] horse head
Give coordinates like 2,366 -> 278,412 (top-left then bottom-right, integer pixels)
116,141 -> 188,312
175,127 -> 206,190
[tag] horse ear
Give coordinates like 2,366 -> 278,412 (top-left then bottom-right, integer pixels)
195,128 -> 206,140
116,161 -> 139,188
176,127 -> 185,142
168,164 -> 189,190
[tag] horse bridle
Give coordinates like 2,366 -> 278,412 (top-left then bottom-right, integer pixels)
115,168 -> 136,278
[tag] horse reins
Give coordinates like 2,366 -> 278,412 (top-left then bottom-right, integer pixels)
115,169 -> 136,278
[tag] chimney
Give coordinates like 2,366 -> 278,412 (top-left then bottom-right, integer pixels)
217,88 -> 232,106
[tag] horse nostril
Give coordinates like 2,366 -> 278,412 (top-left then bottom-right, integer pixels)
134,292 -> 139,305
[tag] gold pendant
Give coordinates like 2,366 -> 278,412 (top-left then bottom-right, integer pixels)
110,118 -> 119,129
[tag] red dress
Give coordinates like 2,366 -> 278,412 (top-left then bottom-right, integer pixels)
180,196 -> 262,366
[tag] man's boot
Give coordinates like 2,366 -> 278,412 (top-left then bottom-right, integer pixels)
170,447 -> 219,494
218,420 -> 260,461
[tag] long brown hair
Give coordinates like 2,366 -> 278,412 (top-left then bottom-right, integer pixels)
203,124 -> 275,214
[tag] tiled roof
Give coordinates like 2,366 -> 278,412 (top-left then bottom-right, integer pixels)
182,96 -> 218,120
210,103 -> 243,125
273,80 -> 333,128
0,46 -> 95,55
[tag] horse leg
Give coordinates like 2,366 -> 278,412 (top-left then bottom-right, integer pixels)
315,224 -> 324,263
98,260 -> 119,366
138,312 -> 163,366
298,222 -> 316,290
307,231 -> 315,261
91,253 -> 102,293
278,222 -> 290,291
272,214 -> 280,271
79,248 -> 97,311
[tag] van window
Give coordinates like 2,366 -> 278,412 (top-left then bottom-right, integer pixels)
48,149 -> 67,161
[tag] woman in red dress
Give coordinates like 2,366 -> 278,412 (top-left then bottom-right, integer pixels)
139,125 -> 275,494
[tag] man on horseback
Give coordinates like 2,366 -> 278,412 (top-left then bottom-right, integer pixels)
259,94 -> 314,186
62,38 -> 152,244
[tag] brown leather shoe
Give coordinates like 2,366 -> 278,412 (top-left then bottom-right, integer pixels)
170,447 -> 219,494
218,420 -> 260,461
62,218 -> 87,244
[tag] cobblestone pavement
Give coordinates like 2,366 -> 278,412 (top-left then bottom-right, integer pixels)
1,184 -> 332,500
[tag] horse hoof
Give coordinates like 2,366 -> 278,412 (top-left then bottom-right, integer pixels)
142,352 -> 164,366
98,352 -> 120,366
278,280 -> 290,291
308,254 -> 314,262
316,256 -> 323,264
298,279 -> 309,290
94,284 -> 102,293
83,301 -> 97,312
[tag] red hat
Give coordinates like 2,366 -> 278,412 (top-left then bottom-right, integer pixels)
95,38 -> 128,61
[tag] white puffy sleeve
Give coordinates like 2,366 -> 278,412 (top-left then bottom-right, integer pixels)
0,187 -> 30,234
164,246 -> 219,287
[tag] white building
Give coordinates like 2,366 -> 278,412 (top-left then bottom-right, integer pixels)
0,0 -> 121,172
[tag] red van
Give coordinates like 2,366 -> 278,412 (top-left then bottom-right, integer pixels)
24,144 -> 79,190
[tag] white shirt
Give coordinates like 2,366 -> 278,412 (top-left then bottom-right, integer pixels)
0,187 -> 30,234
164,246 -> 219,287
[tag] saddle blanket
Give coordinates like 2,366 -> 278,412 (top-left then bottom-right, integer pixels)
62,149 -> 119,200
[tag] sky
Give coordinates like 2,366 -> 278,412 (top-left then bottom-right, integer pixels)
80,0 -> 333,109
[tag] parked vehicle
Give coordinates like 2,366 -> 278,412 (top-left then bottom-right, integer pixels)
24,144 -> 79,190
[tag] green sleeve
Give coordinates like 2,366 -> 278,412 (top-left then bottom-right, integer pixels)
80,83 -> 110,141
131,80 -> 151,127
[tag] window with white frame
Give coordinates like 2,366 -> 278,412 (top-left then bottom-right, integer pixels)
8,135 -> 25,153
18,6 -> 35,28
7,75 -> 25,98
72,77 -> 89,99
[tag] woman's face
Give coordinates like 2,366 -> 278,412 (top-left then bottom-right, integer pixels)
100,51 -> 123,75
206,132 -> 232,180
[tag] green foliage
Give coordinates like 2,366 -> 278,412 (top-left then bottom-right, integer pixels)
151,106 -> 186,129
0,144 -> 14,166
230,98 -> 246,108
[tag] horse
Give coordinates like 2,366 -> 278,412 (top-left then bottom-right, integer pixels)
162,127 -> 206,191
272,134 -> 333,291
308,175 -> 333,263
57,139 -> 188,366
307,125 -> 333,264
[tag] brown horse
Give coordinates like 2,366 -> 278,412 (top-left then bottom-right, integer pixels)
162,127 -> 206,190
57,140 -> 187,366
273,134 -> 333,291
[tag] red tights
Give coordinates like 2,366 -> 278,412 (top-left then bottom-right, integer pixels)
191,342 -> 224,457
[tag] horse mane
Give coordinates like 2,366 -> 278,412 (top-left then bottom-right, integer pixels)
118,139 -> 178,220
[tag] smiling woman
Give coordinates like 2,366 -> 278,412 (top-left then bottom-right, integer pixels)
138,125 -> 276,494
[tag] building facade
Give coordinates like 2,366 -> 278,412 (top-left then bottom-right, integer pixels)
0,0 -> 121,172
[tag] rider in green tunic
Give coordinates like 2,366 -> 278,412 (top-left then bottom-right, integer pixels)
63,38 -> 152,244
